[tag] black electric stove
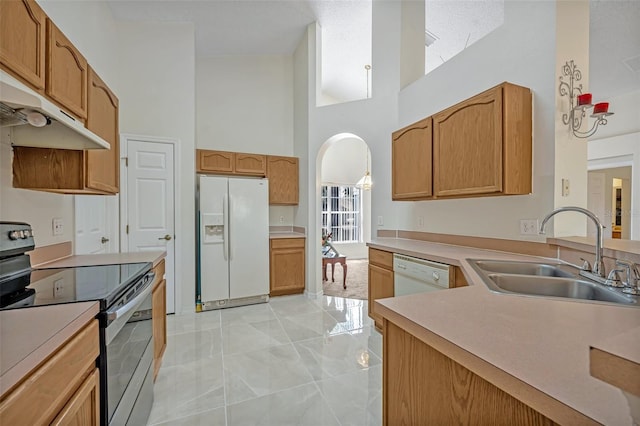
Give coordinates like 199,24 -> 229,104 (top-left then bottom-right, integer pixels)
0,222 -> 151,311
1,221 -> 157,425
1,262 -> 152,311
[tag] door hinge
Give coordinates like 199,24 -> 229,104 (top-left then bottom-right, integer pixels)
126,225 -> 129,234
123,157 -> 128,167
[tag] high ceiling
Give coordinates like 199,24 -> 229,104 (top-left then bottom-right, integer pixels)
106,0 -> 640,102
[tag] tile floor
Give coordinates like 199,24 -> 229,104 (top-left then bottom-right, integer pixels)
147,295 -> 383,426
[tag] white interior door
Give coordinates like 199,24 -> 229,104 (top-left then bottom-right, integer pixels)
587,172 -> 608,238
124,138 -> 176,313
75,195 -> 116,254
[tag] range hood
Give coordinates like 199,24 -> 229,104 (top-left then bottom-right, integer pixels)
0,70 -> 110,150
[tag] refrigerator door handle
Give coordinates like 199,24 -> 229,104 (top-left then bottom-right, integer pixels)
223,194 -> 229,261
228,194 -> 233,261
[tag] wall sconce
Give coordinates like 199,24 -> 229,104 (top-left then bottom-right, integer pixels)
559,60 -> 614,139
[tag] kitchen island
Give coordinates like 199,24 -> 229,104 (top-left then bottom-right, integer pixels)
370,237 -> 639,425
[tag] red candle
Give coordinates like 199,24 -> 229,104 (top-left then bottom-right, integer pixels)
577,93 -> 592,106
593,102 -> 609,114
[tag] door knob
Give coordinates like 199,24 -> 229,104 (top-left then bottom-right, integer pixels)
158,234 -> 172,241
101,237 -> 110,244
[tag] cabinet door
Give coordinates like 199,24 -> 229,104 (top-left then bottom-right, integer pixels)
235,153 -> 266,176
198,150 -> 235,173
270,239 -> 305,296
433,87 -> 503,197
368,263 -> 394,330
46,20 -> 88,120
0,0 -> 46,90
392,117 -> 433,200
267,156 -> 299,205
86,67 -> 119,193
152,279 -> 167,380
50,368 -> 100,426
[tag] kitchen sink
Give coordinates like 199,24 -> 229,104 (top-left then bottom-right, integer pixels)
468,259 -> 638,307
471,260 -> 577,278
487,274 -> 635,304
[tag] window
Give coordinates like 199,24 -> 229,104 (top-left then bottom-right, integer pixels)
321,185 -> 362,243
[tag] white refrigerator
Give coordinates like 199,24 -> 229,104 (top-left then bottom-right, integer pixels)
197,175 -> 269,309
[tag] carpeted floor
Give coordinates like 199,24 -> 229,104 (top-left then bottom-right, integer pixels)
322,259 -> 368,300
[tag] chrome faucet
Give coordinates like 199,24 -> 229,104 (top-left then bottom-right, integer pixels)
539,206 -> 605,278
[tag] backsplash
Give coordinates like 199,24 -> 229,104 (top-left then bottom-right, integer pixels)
0,129 -> 75,247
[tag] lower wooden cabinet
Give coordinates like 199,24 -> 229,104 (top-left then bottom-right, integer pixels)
51,368 -> 100,426
152,259 -> 167,380
368,248 -> 394,330
384,321 -> 557,425
0,320 -> 100,425
270,238 -> 305,296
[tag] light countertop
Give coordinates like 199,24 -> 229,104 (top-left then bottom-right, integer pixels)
269,232 -> 306,239
34,251 -> 166,269
370,237 -> 640,425
0,302 -> 99,398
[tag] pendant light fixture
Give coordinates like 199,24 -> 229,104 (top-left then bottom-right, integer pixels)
356,149 -> 372,191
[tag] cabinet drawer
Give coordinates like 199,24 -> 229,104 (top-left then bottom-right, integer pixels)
369,248 -> 393,270
271,238 -> 305,249
0,320 -> 99,425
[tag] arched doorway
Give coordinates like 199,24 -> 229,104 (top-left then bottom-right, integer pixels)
317,133 -> 371,299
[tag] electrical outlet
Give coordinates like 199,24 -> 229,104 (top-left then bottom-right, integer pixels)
562,178 -> 570,197
377,216 -> 384,226
53,278 -> 64,298
520,219 -> 539,235
279,216 -> 284,224
52,218 -> 64,236
417,216 -> 424,228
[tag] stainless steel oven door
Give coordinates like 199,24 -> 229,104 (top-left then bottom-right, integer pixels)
105,280 -> 154,425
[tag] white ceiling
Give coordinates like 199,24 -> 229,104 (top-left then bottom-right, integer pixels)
106,0 -> 640,101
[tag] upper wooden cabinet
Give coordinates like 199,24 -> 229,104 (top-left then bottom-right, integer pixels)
197,149 -> 266,176
0,0 -> 47,90
391,82 -> 532,201
86,67 -> 119,193
12,67 -> 119,194
196,150 -> 299,205
267,155 -> 299,205
46,20 -> 88,120
392,117 -> 433,200
432,82 -> 532,197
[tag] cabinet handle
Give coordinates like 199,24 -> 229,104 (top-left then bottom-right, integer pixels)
158,234 -> 172,241
101,237 -> 110,244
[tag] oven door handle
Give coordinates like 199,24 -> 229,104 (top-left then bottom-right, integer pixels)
106,273 -> 155,321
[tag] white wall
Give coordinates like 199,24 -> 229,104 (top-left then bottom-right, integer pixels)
116,22 -> 196,314
196,56 -> 294,155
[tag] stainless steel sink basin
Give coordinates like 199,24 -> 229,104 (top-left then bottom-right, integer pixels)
487,274 -> 636,304
468,259 -> 638,307
472,260 -> 577,278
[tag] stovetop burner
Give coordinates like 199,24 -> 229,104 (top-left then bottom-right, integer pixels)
0,221 -> 152,311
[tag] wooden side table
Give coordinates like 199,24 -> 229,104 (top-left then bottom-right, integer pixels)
322,255 -> 347,289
